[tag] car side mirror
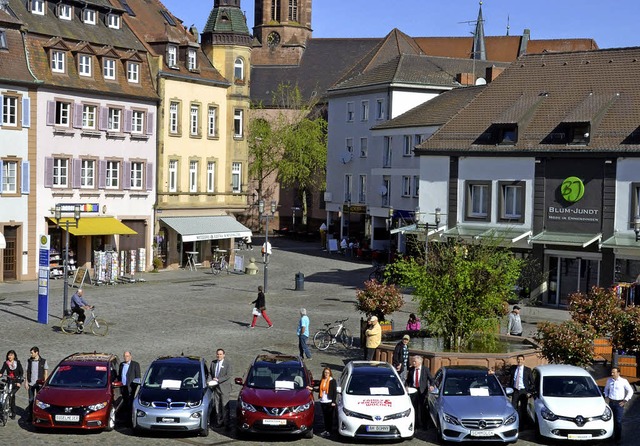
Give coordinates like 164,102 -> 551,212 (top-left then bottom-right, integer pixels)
234,377 -> 244,386
505,387 -> 514,396
36,379 -> 45,386
112,381 -> 124,388
207,380 -> 218,387
132,377 -> 142,385
429,387 -> 439,395
407,387 -> 418,395
312,379 -> 320,387
336,386 -> 342,393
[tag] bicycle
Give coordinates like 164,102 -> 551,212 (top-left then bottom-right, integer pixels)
313,318 -> 353,350
0,378 -> 14,426
60,307 -> 108,336
210,255 -> 228,275
369,264 -> 386,282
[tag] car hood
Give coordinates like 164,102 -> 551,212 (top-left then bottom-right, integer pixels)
240,387 -> 311,406
38,387 -> 111,406
541,396 -> 607,417
138,387 -> 205,403
342,393 -> 412,414
440,396 -> 515,418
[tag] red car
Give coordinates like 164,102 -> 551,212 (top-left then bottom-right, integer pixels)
32,352 -> 122,431
235,354 -> 315,438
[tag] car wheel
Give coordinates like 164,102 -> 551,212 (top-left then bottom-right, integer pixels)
235,425 -> 246,439
303,428 -> 314,439
105,406 -> 116,432
199,421 -> 210,437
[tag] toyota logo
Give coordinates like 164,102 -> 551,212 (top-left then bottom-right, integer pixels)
374,416 -> 382,421
478,420 -> 487,429
575,415 -> 586,427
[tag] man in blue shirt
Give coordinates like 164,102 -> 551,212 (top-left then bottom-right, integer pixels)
70,289 -> 91,330
297,308 -> 312,360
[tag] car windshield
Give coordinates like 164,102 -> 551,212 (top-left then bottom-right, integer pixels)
143,363 -> 202,389
48,364 -> 109,388
542,375 -> 601,398
346,371 -> 405,396
442,372 -> 504,396
246,363 -> 307,389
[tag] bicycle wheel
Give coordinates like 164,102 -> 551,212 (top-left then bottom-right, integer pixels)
60,316 -> 78,334
211,266 -> 220,275
368,270 -> 378,281
340,328 -> 354,348
313,331 -> 332,350
91,318 -> 109,336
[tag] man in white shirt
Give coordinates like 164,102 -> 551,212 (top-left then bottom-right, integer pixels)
604,366 -> 633,444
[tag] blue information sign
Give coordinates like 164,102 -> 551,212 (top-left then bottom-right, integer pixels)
37,235 -> 50,324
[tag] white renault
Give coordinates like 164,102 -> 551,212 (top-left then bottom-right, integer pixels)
337,361 -> 416,439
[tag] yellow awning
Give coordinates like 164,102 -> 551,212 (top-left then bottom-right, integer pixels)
49,217 -> 137,236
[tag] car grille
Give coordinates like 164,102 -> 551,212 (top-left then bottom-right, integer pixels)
253,420 -> 300,432
151,401 -> 188,409
555,429 -> 608,438
255,405 -> 293,416
48,405 -> 86,425
461,418 -> 504,429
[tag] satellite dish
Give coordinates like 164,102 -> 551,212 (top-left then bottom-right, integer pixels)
340,151 -> 353,164
475,77 -> 487,85
378,185 -> 388,196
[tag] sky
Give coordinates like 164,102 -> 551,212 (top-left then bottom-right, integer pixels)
159,0 -> 640,50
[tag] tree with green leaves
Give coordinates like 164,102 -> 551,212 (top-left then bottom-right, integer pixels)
388,238 -> 523,351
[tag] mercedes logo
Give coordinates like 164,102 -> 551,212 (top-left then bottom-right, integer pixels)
575,415 -> 585,427
478,420 -> 487,429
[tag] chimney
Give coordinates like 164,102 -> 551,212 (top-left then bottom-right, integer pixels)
485,66 -> 505,83
456,73 -> 475,86
518,29 -> 531,57
0,0 -> 8,12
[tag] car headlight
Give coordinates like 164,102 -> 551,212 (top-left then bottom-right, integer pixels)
240,398 -> 257,412
443,412 -> 461,425
138,399 -> 151,407
187,400 -> 202,408
384,408 -> 412,420
343,407 -> 372,420
35,399 -> 50,410
293,402 -> 312,413
504,412 -> 518,425
88,401 -> 108,412
602,406 -> 612,421
541,406 -> 558,421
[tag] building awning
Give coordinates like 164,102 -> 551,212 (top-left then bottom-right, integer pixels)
391,224 -> 443,239
0,232 -> 5,249
48,217 -> 137,236
443,226 -> 531,244
601,234 -> 640,249
160,216 -> 251,242
530,231 -> 601,248
444,226 -> 488,239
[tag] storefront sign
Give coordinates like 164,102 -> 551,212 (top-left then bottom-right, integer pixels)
56,203 -> 100,213
37,235 -> 50,324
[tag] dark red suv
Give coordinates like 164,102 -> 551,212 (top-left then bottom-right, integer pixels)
32,352 -> 122,430
235,354 -> 314,438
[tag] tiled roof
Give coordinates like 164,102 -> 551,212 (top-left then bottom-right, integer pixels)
202,4 -> 250,34
415,47 -> 640,154
372,85 -> 486,130
0,12 -> 34,84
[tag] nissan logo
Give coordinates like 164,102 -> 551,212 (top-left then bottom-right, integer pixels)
270,408 -> 279,416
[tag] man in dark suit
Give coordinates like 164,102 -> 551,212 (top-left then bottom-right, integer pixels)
118,351 -> 141,416
210,348 -> 232,429
406,355 -> 434,429
508,354 -> 533,419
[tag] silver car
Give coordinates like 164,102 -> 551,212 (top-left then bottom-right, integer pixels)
428,366 -> 519,443
132,355 -> 213,437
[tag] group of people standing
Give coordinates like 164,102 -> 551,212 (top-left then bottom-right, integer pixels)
0,347 -> 49,422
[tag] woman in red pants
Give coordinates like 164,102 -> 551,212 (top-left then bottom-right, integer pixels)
250,286 -> 273,328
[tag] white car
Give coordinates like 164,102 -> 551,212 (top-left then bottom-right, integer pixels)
337,361 -> 416,439
527,364 -> 613,441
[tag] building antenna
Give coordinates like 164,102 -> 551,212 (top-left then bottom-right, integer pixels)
506,14 -> 510,36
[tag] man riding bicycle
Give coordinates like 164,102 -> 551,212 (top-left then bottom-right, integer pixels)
70,289 -> 92,331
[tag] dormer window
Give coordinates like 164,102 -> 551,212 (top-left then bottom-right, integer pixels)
103,58 -> 116,80
187,49 -> 197,71
475,124 -> 518,145
127,62 -> 139,83
58,4 -> 72,20
166,45 -> 177,68
83,9 -> 96,25
107,14 -> 120,29
0,31 -> 7,50
543,122 -> 591,145
31,0 -> 45,15
78,54 -> 92,77
51,50 -> 65,73
234,57 -> 244,81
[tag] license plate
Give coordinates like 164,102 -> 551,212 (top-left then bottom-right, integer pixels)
470,430 -> 494,437
568,433 -> 593,440
55,414 -> 80,422
263,419 -> 286,426
157,417 -> 179,423
366,425 -> 391,432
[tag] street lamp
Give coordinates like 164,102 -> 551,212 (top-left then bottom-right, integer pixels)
291,206 -> 301,232
259,199 -> 277,293
415,207 -> 441,267
387,206 -> 394,263
54,203 -> 81,316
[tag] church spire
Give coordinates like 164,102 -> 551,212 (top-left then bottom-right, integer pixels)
472,1 -> 486,60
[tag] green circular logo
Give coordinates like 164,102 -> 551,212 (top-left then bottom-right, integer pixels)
561,176 -> 585,203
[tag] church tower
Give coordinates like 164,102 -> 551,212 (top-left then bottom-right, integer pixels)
252,0 -> 313,66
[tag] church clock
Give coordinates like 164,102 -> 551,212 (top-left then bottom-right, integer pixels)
267,31 -> 281,48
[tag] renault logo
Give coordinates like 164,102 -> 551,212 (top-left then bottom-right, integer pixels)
575,415 -> 586,427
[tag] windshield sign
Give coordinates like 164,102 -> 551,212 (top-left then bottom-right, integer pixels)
542,376 -> 601,398
49,364 -> 108,388
247,364 -> 307,389
346,372 -> 404,396
443,373 -> 504,396
143,363 -> 201,390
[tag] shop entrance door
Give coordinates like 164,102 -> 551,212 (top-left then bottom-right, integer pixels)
547,254 -> 600,307
2,227 -> 17,281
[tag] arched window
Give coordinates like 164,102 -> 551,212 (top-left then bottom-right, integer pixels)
234,57 -> 244,81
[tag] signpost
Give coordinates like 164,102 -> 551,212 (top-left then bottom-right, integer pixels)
37,235 -> 50,324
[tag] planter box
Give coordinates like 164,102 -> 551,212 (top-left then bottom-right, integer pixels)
593,337 -> 613,363
380,320 -> 393,332
613,352 -> 639,378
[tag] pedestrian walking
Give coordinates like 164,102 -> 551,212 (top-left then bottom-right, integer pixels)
250,286 -> 273,328
364,315 -> 381,360
297,308 -> 312,360
24,346 -> 48,422
244,235 -> 253,250
312,367 -> 337,437
0,350 -> 23,419
210,349 -> 232,429
507,305 -> 523,336
118,351 -> 141,417
261,240 -> 272,262
392,334 -> 411,382
604,366 -> 633,444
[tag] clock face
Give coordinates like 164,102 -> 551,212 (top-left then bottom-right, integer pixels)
267,31 -> 281,48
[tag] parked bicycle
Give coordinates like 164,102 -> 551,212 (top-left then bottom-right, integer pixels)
210,254 -> 228,275
313,318 -> 353,350
60,306 -> 108,336
369,264 -> 386,282
0,378 -> 14,426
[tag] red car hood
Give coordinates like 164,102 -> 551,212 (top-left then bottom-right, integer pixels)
240,387 -> 311,407
38,387 -> 111,407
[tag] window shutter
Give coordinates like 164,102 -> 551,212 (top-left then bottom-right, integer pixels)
22,97 -> 31,127
98,160 -> 106,189
99,107 -> 108,130
124,109 -> 132,133
44,157 -> 53,188
46,101 -> 56,126
146,162 -> 153,191
146,112 -> 154,135
73,103 -> 83,129
21,161 -> 30,194
122,161 -> 131,190
0,95 -> 3,127
0,161 -> 3,192
72,158 -> 82,188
